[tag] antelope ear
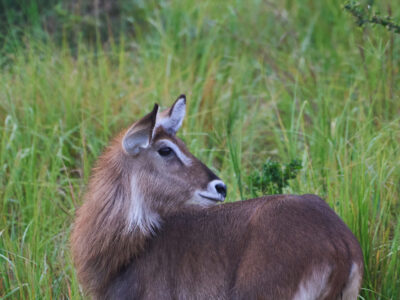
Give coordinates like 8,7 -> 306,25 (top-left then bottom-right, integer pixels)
154,94 -> 186,135
122,104 -> 159,155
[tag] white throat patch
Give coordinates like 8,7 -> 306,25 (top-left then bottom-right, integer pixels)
126,176 -> 161,235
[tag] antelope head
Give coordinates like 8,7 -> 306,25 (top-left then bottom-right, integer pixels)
121,95 -> 227,234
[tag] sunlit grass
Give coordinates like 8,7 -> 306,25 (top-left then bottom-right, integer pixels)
1,0 -> 399,299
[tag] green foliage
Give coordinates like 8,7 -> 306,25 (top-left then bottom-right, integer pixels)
249,159 -> 302,196
1,0 -> 400,299
0,0 -> 152,56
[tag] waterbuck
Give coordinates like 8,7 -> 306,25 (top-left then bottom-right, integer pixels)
71,95 -> 363,299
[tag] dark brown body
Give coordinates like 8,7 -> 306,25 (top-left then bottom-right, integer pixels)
103,195 -> 363,300
71,97 -> 363,300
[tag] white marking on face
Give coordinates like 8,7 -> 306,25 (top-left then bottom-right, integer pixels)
198,180 -> 225,201
188,180 -> 226,207
126,176 -> 160,234
292,265 -> 332,300
341,263 -> 362,300
154,97 -> 186,135
186,193 -> 220,208
158,139 -> 192,166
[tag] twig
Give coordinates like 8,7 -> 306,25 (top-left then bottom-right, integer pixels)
344,2 -> 400,34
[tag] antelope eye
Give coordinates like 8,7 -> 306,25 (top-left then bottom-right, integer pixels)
158,147 -> 173,157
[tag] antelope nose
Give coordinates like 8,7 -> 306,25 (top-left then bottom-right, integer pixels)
200,180 -> 227,202
214,182 -> 227,198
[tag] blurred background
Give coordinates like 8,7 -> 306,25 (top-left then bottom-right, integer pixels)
0,0 -> 399,298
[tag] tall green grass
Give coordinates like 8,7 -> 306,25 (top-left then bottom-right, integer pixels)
1,0 -> 399,298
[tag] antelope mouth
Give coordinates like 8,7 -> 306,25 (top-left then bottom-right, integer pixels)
198,192 -> 225,202
189,180 -> 227,207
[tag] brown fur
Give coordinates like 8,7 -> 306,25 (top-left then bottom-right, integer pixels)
71,98 -> 363,299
